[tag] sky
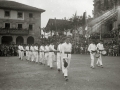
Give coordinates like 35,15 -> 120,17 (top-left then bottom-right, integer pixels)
5,0 -> 94,28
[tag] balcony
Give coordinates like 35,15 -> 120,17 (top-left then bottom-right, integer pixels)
0,28 -> 29,35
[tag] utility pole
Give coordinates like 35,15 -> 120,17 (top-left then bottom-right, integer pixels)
100,24 -> 102,40
118,24 -> 120,56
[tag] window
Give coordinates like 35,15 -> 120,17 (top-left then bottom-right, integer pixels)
5,23 -> 10,29
18,24 -> 22,29
17,12 -> 23,18
5,11 -> 10,17
29,24 -> 33,30
29,13 -> 33,18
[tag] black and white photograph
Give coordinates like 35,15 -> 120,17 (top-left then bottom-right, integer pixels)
0,0 -> 120,90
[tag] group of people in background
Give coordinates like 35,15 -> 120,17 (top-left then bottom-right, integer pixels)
0,44 -> 18,56
0,37 -> 119,81
73,40 -> 120,56
104,40 -> 119,56
0,39 -> 119,57
18,36 -> 72,81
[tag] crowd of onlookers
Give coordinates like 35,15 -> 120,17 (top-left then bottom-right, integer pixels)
72,39 -> 120,56
0,44 -> 18,56
104,40 -> 120,56
42,34 -> 120,56
0,36 -> 120,57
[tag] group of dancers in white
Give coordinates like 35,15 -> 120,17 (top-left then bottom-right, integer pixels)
88,40 -> 106,69
18,36 -> 72,81
17,37 -> 106,81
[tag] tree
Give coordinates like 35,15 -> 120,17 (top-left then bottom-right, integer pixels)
69,12 -> 82,33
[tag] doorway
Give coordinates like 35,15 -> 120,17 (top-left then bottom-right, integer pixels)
1,36 -> 13,44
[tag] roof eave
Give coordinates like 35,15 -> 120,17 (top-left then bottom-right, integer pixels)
0,7 -> 45,13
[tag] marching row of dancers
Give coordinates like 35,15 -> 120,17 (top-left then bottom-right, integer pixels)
18,37 -> 72,81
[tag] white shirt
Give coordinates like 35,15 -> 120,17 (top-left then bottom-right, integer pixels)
18,45 -> 21,50
26,46 -> 29,51
49,44 -> 55,51
34,46 -> 38,51
45,45 -> 49,52
61,42 -> 72,53
21,46 -> 24,51
88,43 -> 97,52
57,44 -> 62,52
40,46 -> 44,51
30,46 -> 34,51
97,43 -> 104,50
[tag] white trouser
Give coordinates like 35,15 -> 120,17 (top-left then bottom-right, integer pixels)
20,51 -> 24,60
26,51 -> 29,60
35,51 -> 38,62
39,52 -> 45,64
28,51 -> 32,61
18,50 -> 21,58
39,52 -> 41,62
39,52 -> 44,63
90,53 -> 96,67
53,53 -> 55,62
45,52 -> 49,66
31,51 -> 35,62
57,52 -> 62,69
62,53 -> 71,77
96,53 -> 103,65
49,52 -> 54,68
42,52 -> 45,64
33,52 -> 36,62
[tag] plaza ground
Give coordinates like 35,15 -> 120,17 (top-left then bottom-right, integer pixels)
0,55 -> 120,90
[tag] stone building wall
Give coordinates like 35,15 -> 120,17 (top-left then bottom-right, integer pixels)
0,9 -> 41,44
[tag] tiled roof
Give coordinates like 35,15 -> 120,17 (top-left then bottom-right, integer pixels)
46,19 -> 70,28
0,1 -> 45,12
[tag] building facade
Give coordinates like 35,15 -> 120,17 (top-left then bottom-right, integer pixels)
0,1 -> 45,44
89,0 -> 120,43
93,0 -> 120,18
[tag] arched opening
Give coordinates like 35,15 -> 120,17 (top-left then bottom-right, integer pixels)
1,36 -> 13,44
16,36 -> 24,44
27,36 -> 34,44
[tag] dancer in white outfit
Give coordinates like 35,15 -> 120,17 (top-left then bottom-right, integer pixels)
61,37 -> 72,81
49,42 -> 56,69
57,41 -> 62,72
25,44 -> 29,60
96,40 -> 104,68
88,40 -> 97,69
34,44 -> 39,63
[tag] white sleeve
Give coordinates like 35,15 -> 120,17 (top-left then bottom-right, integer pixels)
49,45 -> 54,51
34,47 -> 36,50
97,44 -> 99,49
95,45 -> 97,50
41,46 -> 44,51
88,44 -> 91,52
61,44 -> 65,54
36,47 -> 38,50
70,44 -> 72,52
57,45 -> 59,51
25,47 -> 27,50
44,47 -> 46,51
21,46 -> 24,50
52,45 -> 56,51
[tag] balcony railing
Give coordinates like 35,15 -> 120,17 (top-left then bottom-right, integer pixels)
0,28 -> 29,35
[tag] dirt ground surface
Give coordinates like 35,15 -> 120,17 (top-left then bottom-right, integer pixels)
0,55 -> 120,90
